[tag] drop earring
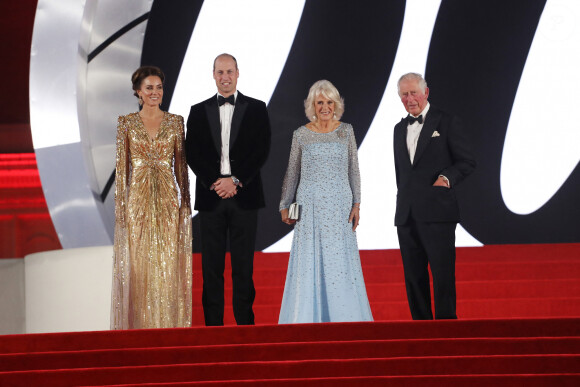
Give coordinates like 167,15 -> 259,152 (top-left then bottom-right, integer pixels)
138,96 -> 143,106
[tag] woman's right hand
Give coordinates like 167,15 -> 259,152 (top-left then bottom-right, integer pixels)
281,208 -> 296,225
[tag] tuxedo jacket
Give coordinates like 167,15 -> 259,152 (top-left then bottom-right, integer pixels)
393,106 -> 476,226
185,92 -> 271,211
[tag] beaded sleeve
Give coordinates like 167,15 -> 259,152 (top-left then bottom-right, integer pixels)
347,124 -> 362,204
111,115 -> 131,329
173,114 -> 192,327
174,116 -> 191,212
279,129 -> 302,211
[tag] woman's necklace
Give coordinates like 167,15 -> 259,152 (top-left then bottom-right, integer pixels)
314,120 -> 336,133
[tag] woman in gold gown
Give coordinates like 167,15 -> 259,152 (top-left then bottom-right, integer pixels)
111,66 -> 192,329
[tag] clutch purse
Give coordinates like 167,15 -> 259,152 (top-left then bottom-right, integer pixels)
288,202 -> 300,220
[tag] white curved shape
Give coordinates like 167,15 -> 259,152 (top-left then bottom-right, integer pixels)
170,0 -> 304,121
30,0 -> 87,149
263,228 -> 294,253
357,0 -> 481,249
170,0 -> 305,218
356,0 -> 443,250
267,0 -> 481,253
30,0 -> 152,248
501,0 -> 580,215
30,0 -> 111,247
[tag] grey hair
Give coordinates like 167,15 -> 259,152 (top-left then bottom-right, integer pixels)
397,72 -> 428,96
304,80 -> 345,122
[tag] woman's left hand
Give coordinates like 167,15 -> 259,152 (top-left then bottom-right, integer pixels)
281,208 -> 296,225
349,205 -> 360,231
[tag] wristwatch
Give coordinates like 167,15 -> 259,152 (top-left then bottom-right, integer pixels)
231,176 -> 240,186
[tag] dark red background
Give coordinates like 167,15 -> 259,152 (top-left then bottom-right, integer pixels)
0,0 -> 35,149
0,0 -> 61,258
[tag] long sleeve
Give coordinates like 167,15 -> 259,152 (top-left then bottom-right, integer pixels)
114,116 -> 130,228
440,115 -> 476,187
174,116 -> 191,212
111,115 -> 131,330
279,130 -> 302,210
173,114 -> 192,328
230,100 -> 271,186
347,124 -> 361,204
185,104 -> 220,189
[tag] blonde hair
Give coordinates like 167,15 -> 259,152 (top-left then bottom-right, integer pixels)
304,80 -> 345,122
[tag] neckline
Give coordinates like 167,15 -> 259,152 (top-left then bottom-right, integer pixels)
137,111 -> 166,141
303,122 -> 343,134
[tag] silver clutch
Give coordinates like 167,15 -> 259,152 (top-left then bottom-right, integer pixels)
288,202 -> 300,220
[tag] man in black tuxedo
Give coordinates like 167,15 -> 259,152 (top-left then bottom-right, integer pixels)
393,73 -> 476,320
185,53 -> 271,325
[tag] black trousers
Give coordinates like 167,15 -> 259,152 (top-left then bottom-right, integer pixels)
199,199 -> 258,326
397,218 -> 457,320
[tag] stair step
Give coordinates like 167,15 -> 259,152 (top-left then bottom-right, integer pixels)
195,279 -> 580,303
2,319 -> 578,354
2,337 -> 579,372
96,374 -> 580,387
1,354 -> 579,385
193,298 -> 580,325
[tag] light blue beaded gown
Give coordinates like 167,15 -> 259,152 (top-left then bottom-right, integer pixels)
278,123 -> 373,324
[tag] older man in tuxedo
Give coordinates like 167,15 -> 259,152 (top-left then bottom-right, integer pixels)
393,72 -> 476,320
185,53 -> 271,325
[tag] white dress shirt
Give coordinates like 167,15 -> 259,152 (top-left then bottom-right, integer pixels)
406,102 -> 430,164
218,90 -> 238,175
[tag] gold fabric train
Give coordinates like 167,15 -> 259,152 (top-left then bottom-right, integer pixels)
111,112 -> 192,329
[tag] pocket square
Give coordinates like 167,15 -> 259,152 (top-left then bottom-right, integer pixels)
432,131 -> 440,137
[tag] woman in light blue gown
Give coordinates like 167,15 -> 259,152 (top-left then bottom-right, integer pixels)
278,80 -> 373,324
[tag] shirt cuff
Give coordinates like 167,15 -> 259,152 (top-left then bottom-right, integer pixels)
439,175 -> 450,188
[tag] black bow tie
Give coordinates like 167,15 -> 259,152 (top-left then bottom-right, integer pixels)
407,115 -> 423,125
218,95 -> 235,106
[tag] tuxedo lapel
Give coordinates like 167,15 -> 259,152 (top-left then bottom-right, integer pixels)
230,92 -> 247,150
413,109 -> 441,166
205,96 -> 221,151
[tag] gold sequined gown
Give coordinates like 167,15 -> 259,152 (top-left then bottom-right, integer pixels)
111,112 -> 192,329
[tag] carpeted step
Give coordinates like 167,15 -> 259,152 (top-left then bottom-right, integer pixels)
215,260 -> 580,287
368,297 -> 580,321
196,278 -> 580,306
1,354 -> 579,386
1,319 -> 578,354
196,243 -> 580,271
2,244 -> 578,386
231,244 -> 580,268
234,278 -> 580,304
193,297 -> 580,325
2,336 -> 579,372
95,374 -> 580,387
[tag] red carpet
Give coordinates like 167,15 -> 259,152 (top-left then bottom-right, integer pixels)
1,243 -> 579,385
196,243 -> 580,325
0,153 -> 61,258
